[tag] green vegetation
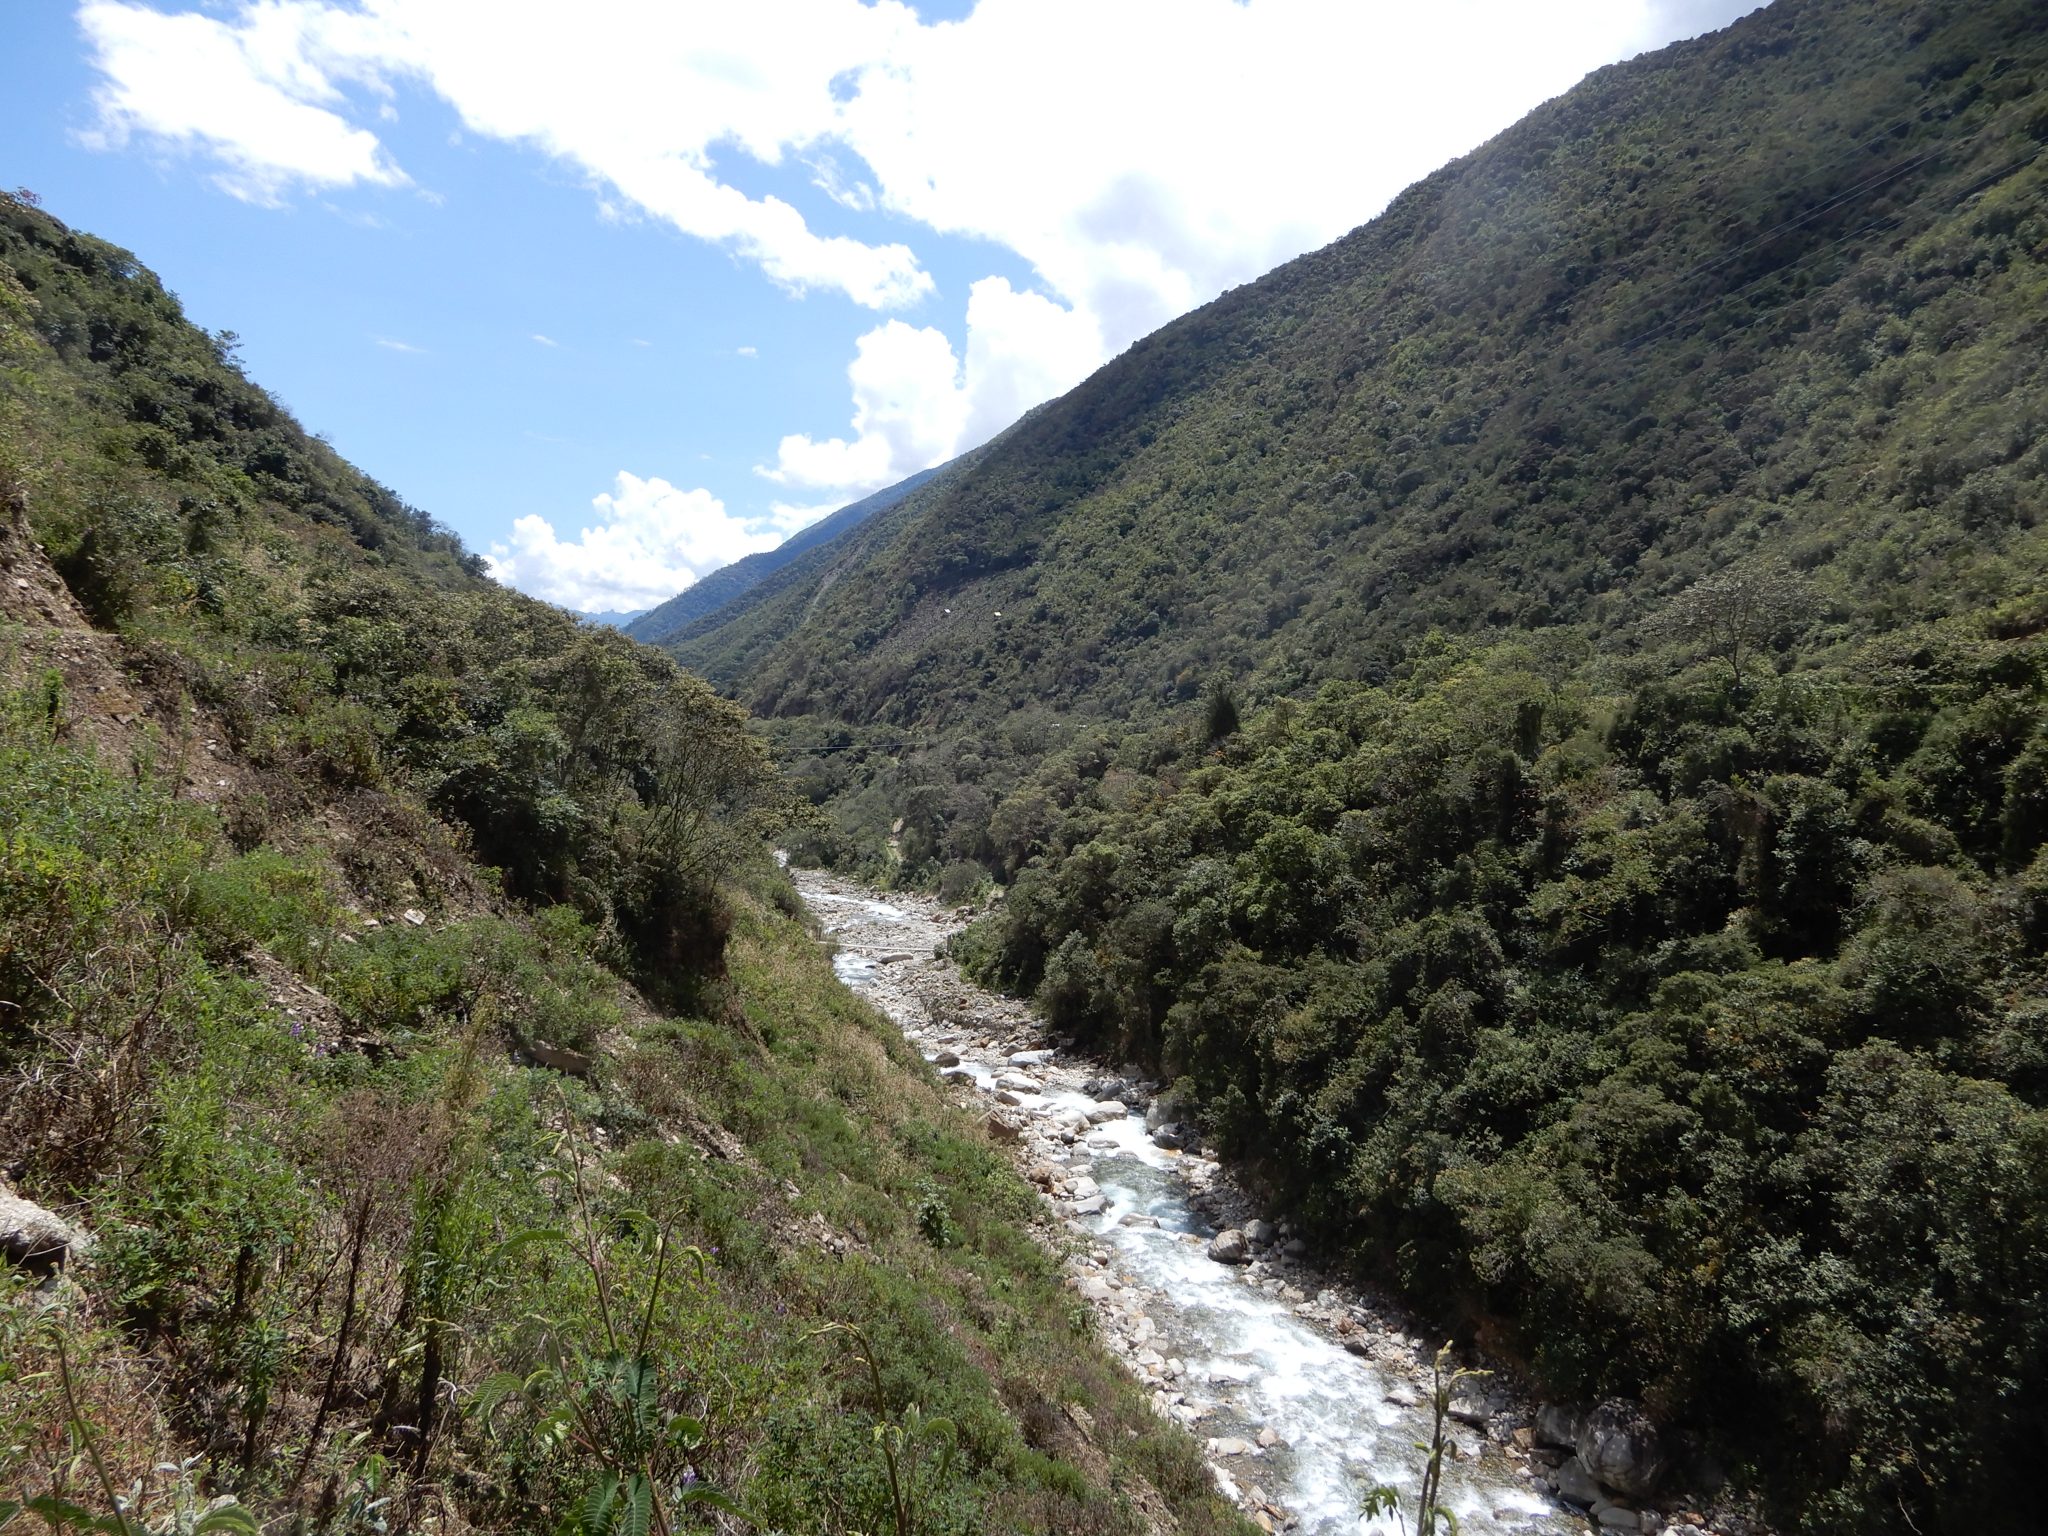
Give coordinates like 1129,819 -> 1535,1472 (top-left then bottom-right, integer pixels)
950,617 -> 2048,1534
655,3 -> 2048,1531
0,190 -> 1247,1534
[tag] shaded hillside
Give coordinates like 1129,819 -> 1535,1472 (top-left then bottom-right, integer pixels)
627,463 -> 945,648
0,192 -> 1249,1536
684,0 -> 2045,735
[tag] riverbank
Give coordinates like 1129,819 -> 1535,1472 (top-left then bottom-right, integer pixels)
796,868 -> 1771,1536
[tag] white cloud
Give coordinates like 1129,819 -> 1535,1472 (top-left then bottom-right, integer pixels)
531,333 -> 559,347
374,335 -> 424,353
78,0 -> 1761,510
76,0 -> 932,308
759,277 -> 1101,496
736,345 -> 758,358
76,0 -> 408,204
486,471 -> 785,612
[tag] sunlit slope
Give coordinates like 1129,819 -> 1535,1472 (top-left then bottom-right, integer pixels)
686,0 -> 2045,729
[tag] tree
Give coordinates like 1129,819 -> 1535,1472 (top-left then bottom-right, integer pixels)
1648,556 -> 1818,693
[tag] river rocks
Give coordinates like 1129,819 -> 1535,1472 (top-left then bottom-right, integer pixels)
1086,1099 -> 1129,1122
1553,1455 -> 1603,1507
1578,1399 -> 1668,1497
1536,1402 -> 1583,1450
1207,1228 -> 1250,1264
984,1114 -> 1021,1143
1150,1122 -> 1187,1149
0,1184 -> 90,1282
1594,1500 -> 1643,1531
1071,1194 -> 1106,1216
1068,1175 -> 1101,1200
932,1050 -> 960,1068
1008,1048 -> 1054,1066
1242,1217 -> 1277,1246
996,1071 -> 1041,1092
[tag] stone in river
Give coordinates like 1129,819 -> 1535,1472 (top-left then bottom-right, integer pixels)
996,1072 -> 1041,1092
1070,1195 -> 1106,1216
1243,1218 -> 1277,1245
1086,1100 -> 1129,1122
1577,1399 -> 1668,1498
1551,1455 -> 1601,1508
931,1050 -> 960,1068
1207,1229 -> 1249,1264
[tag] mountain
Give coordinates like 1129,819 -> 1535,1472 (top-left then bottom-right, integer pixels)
0,192 -> 1247,1536
578,605 -> 649,627
624,463 -> 946,648
660,3 -> 2048,1532
676,0 -> 2045,740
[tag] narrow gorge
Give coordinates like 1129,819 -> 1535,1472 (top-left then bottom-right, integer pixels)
797,869 -> 1757,1536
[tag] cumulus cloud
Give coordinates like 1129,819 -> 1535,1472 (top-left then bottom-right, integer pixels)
78,0 -> 1761,527
77,0 -> 408,204
76,0 -> 931,308
760,277 -> 1101,495
485,471 -> 785,612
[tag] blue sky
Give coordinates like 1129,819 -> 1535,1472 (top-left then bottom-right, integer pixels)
3,0 -> 1757,614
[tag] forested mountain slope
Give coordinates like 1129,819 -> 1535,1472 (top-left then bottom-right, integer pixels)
682,0 -> 2045,733
0,192 -> 1247,1536
661,2 -> 2048,1533
626,462 -> 946,648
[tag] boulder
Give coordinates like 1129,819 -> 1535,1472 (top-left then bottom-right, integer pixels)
1150,1122 -> 1186,1149
1243,1218 -> 1277,1246
1551,1455 -> 1602,1508
984,1115 -> 1022,1143
1577,1400 -> 1668,1498
1534,1402 -> 1583,1450
0,1186 -> 90,1282
996,1072 -> 1042,1092
1086,1099 -> 1129,1122
932,1050 -> 961,1068
1207,1229 -> 1250,1264
526,1040 -> 594,1078
1281,1236 -> 1308,1259
1008,1048 -> 1055,1066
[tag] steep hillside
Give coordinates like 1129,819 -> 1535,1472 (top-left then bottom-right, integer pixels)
683,0 -> 2045,735
627,463 -> 947,649
657,3 -> 2048,1533
0,193 -> 1248,1536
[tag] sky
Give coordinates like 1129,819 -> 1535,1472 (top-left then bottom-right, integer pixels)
3,0 -> 1760,615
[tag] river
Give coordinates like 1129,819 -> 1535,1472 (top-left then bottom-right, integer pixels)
795,868 -> 1586,1536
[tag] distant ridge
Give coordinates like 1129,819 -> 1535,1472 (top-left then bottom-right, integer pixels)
625,463 -> 946,647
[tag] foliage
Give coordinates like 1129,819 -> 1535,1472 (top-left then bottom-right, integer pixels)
1361,1342 -> 1488,1536
951,624 -> 2048,1535
0,191 -> 1251,1535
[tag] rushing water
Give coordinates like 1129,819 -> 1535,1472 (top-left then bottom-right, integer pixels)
799,874 -> 1577,1536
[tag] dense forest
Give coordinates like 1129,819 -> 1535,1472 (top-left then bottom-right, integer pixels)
663,0 -> 2048,1531
0,192 -> 1250,1535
